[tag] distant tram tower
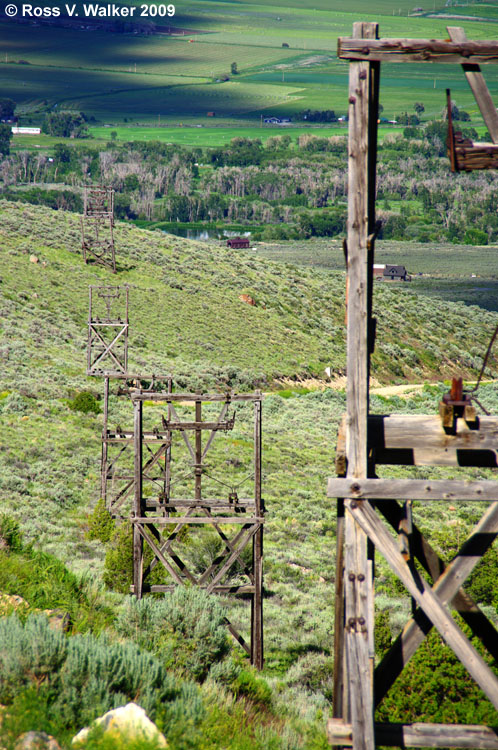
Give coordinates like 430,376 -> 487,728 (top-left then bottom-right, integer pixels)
81,185 -> 116,273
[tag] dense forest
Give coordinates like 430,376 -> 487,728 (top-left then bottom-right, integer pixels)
1,117 -> 495,245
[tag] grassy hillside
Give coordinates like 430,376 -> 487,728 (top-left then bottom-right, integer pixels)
1,200 -> 497,394
1,199 -> 498,745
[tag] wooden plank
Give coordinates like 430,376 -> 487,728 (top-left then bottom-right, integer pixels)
333,498 -> 346,720
336,414 -> 498,469
133,400 -> 143,598
454,144 -> 498,171
343,22 -> 377,750
375,501 -> 498,705
144,499 -> 256,509
448,27 -> 498,144
131,391 -> 262,402
252,398 -> 264,670
134,584 -> 256,594
157,420 -> 235,431
131,516 -> 264,524
371,414 -> 498,451
105,431 -> 172,442
328,478 -> 498,501
327,720 -> 498,749
337,37 -> 498,64
347,500 -> 498,711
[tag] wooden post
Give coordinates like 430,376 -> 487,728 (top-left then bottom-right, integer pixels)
195,400 -> 202,501
333,497 -> 346,720
101,375 -> 109,502
343,21 -> 378,750
252,397 -> 264,670
133,397 -> 143,598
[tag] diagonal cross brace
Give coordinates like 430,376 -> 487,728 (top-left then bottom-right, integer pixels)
346,498 -> 498,711
198,521 -> 255,586
206,524 -> 260,594
375,500 -> 498,706
89,325 -> 127,372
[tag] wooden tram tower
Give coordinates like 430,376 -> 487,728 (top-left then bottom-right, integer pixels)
81,185 -> 117,273
327,24 -> 498,750
86,288 -> 265,668
129,389 -> 264,669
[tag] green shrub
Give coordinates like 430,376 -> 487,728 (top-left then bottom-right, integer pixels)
86,499 -> 115,543
53,633 -> 180,727
116,588 -> 230,681
68,391 -> 101,414
0,613 -> 191,733
0,548 -> 114,633
103,522 -> 133,594
232,669 -> 272,708
0,615 -> 67,703
376,626 -> 498,724
0,514 -> 23,552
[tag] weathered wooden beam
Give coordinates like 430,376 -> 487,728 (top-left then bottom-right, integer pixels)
454,143 -> 498,171
448,27 -> 498,144
131,584 -> 256,594
347,500 -> 498,711
336,414 -> 498,468
343,21 -> 377,750
327,719 -> 498,748
144,499 -> 255,509
130,391 -> 262,402
337,37 -> 498,64
328,478 -> 498,501
104,431 -> 171,443
131,516 -> 264,524
252,398 -> 264,670
133,399 -> 143,598
158,421 -> 234,431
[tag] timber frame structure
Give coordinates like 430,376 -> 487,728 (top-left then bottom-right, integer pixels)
81,184 -> 116,273
86,285 -> 173,507
327,24 -> 498,750
130,388 -> 264,669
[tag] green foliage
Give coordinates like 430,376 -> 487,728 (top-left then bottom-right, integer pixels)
42,111 -> 89,138
0,123 -> 13,156
463,228 -> 488,245
376,626 -> 498,725
68,390 -> 102,414
232,669 -> 272,708
0,97 -> 16,119
86,499 -> 115,543
0,514 -> 23,552
0,613 -> 189,735
116,588 -> 231,681
374,610 -> 392,658
103,523 -> 133,594
0,548 -> 114,633
0,615 -> 68,703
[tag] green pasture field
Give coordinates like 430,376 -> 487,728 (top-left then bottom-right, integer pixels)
3,0 -> 498,125
252,238 -> 498,311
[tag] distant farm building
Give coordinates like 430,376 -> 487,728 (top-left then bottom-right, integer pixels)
384,264 -> 411,281
263,117 -> 291,124
226,237 -> 250,249
374,264 -> 411,281
207,112 -> 216,117
373,264 -> 385,279
11,127 -> 41,135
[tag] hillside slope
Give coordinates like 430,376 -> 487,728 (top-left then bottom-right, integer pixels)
0,200 -> 496,396
1,199 -> 498,690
